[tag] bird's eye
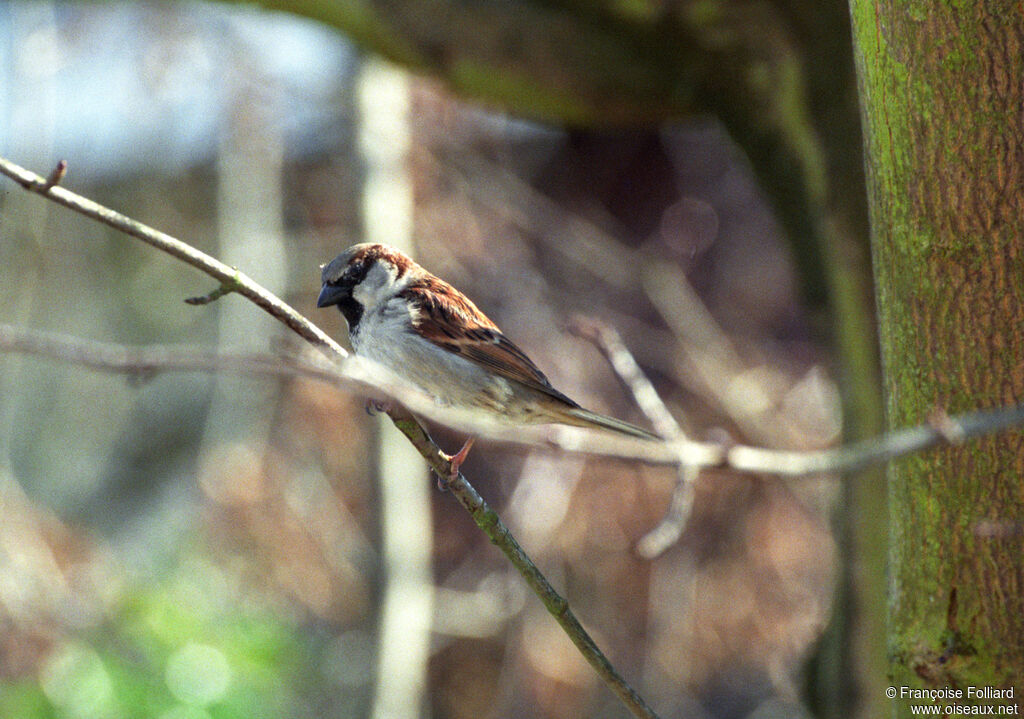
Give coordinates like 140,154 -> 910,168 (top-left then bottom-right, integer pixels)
347,260 -> 368,283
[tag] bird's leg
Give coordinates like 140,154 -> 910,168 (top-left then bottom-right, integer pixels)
439,437 -> 476,490
365,398 -> 391,416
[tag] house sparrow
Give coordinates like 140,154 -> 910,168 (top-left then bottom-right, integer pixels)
317,243 -> 656,477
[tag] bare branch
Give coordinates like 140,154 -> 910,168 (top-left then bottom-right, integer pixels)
0,322 -> 711,466
571,317 -> 699,558
0,156 -> 662,719
570,316 -> 689,441
42,159 -> 67,190
0,325 -> 334,385
0,155 -> 344,358
4,323 -> 1024,481
385,407 -> 660,718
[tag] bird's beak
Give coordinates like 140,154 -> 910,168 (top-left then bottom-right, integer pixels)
317,282 -> 347,308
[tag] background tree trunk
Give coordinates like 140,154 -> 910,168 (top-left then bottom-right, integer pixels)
850,1 -> 1024,713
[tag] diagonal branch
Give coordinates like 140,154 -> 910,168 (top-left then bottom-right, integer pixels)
0,155 -> 343,357
384,406 -> 659,718
0,156 -> 662,719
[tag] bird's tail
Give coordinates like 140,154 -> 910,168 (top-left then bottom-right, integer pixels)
561,406 -> 660,441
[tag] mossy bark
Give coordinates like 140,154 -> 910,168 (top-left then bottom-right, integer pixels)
850,1 -> 1024,713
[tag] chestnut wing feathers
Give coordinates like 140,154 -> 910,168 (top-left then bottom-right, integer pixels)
398,281 -> 579,408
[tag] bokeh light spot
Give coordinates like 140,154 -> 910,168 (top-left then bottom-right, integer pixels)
39,642 -> 115,718
165,643 -> 232,706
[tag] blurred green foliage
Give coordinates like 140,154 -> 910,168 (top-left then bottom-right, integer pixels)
0,562 -> 335,719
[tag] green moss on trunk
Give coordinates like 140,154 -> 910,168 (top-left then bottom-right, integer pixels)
850,0 -> 1024,711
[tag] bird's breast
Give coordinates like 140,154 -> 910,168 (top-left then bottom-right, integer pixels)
352,301 -> 512,410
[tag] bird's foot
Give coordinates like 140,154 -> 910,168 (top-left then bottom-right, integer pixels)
438,437 -> 476,490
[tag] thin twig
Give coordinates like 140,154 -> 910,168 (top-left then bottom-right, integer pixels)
0,156 -> 344,357
569,316 -> 689,441
0,156 -> 662,719
0,322 -> 709,466
42,159 -> 67,189
3,324 -> 1024,480
386,406 -> 659,719
571,317 -> 700,558
635,479 -> 700,559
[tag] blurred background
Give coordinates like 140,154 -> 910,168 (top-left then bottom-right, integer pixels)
1,3 -> 846,718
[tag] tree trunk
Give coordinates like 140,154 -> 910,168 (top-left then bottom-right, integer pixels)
850,1 -> 1024,714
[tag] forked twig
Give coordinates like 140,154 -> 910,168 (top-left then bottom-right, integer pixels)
571,317 -> 700,558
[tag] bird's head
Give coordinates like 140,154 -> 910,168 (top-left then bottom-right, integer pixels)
317,243 -> 417,327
